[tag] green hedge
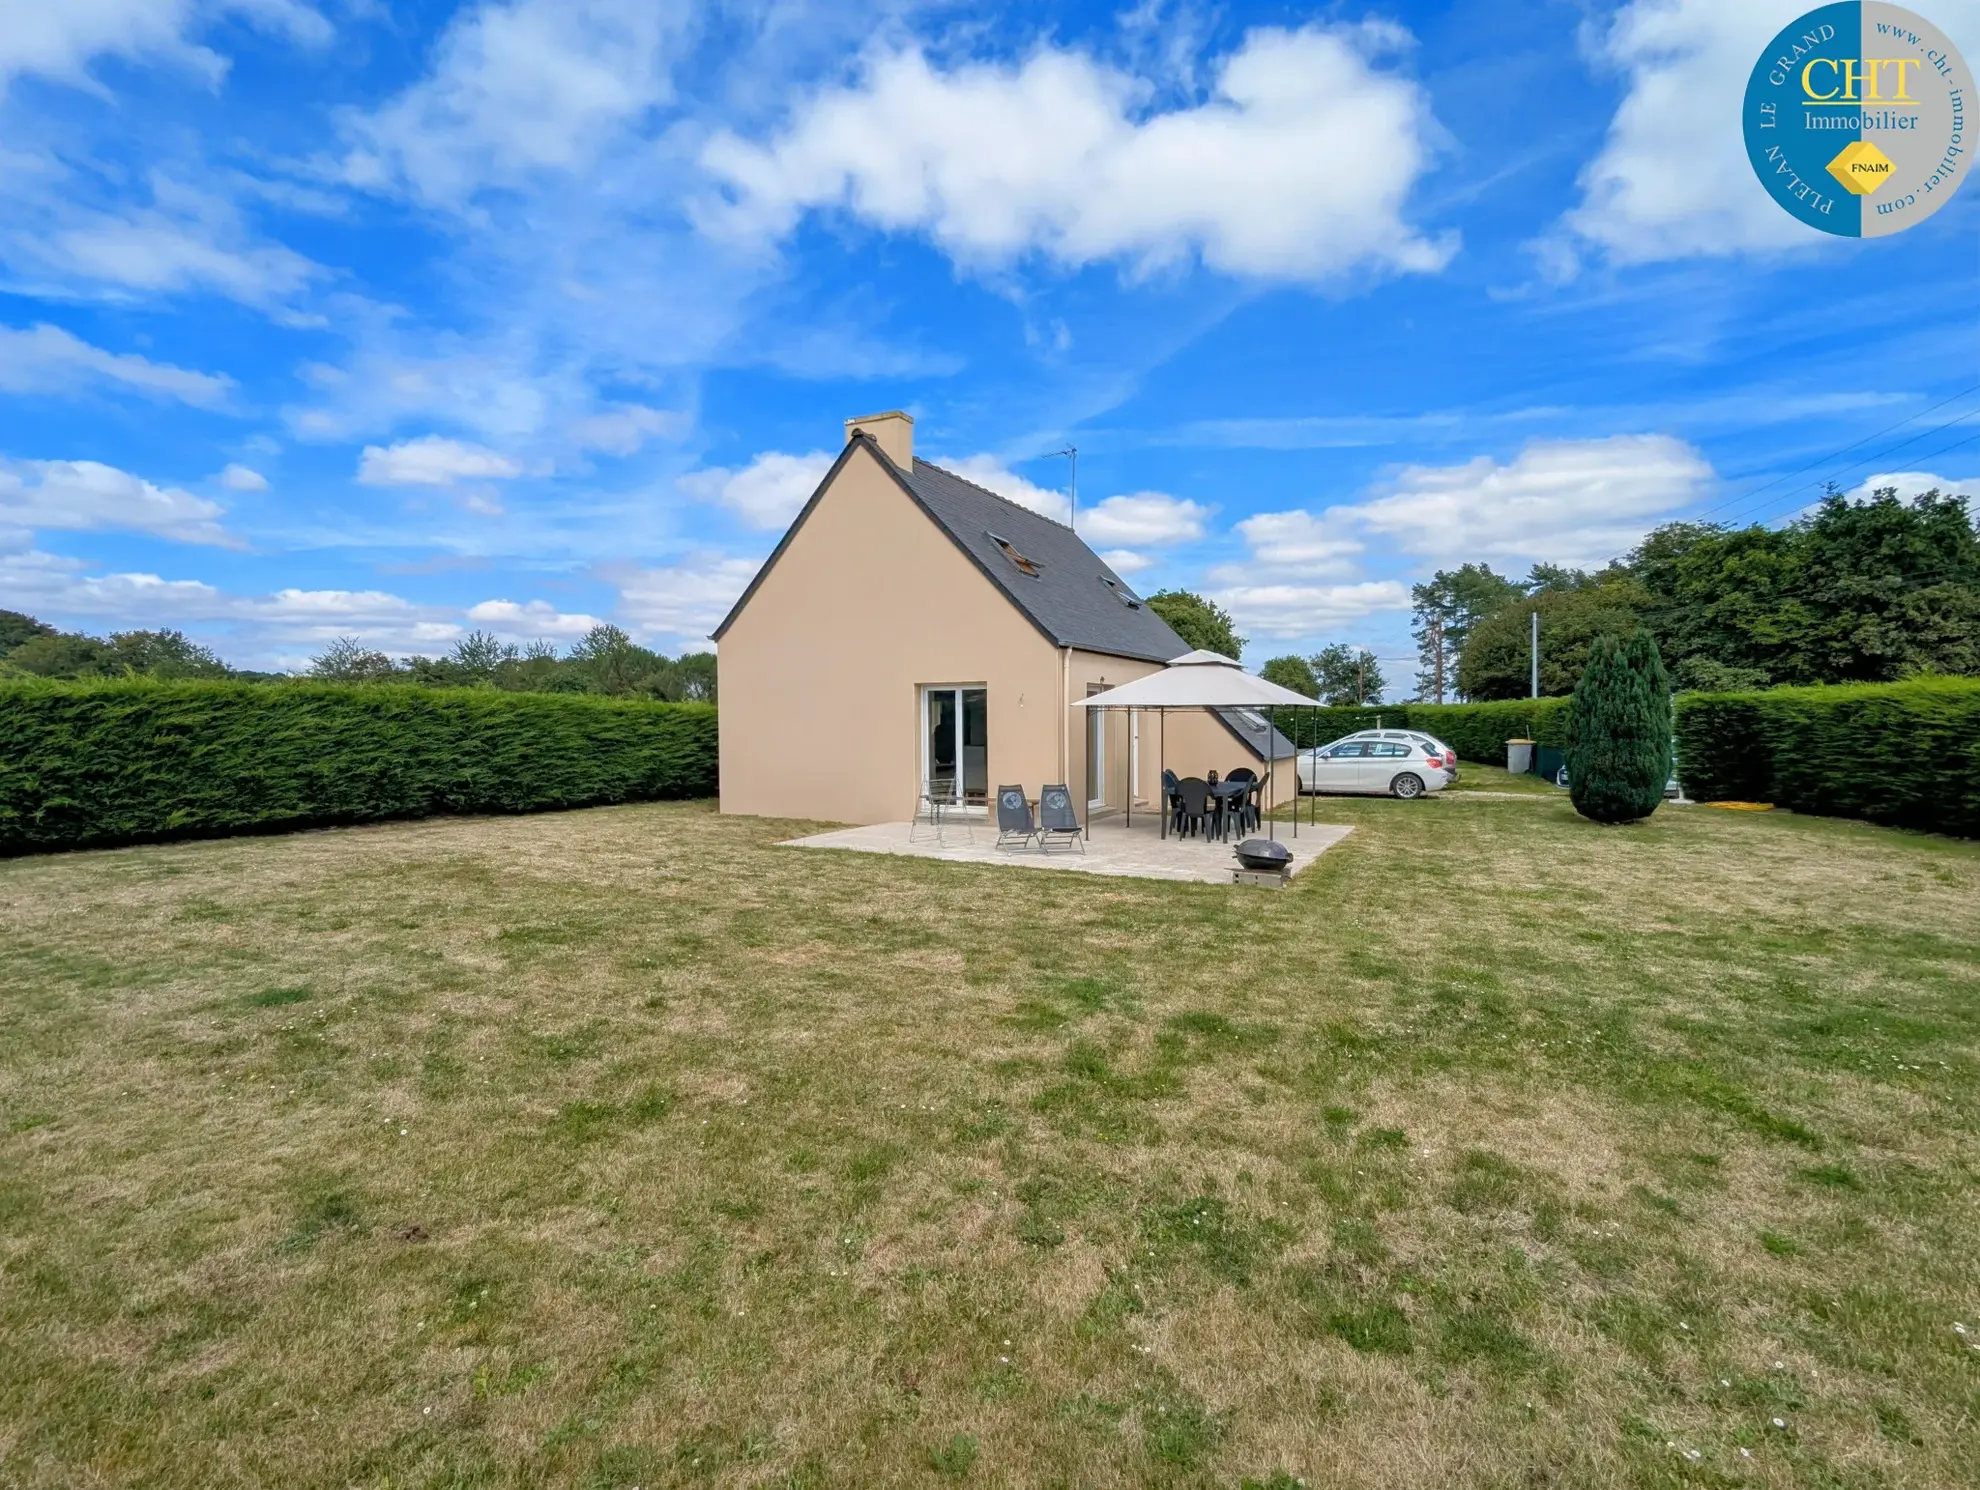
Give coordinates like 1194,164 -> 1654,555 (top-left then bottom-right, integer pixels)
1272,698 -> 1569,760
1668,694 -> 1773,803
0,679 -> 718,855
1276,705 -> 1392,750
1675,678 -> 1980,836
1403,699 -> 1571,758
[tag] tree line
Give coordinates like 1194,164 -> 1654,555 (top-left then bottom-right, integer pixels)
10,485 -> 1968,707
0,612 -> 717,703
1254,486 -> 1980,702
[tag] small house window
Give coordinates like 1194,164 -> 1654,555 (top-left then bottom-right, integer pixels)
1099,576 -> 1141,608
986,532 -> 1040,577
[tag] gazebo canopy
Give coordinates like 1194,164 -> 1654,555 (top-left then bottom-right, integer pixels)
1071,650 -> 1318,712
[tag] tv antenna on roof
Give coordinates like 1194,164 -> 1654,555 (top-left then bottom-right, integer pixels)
1050,445 -> 1077,530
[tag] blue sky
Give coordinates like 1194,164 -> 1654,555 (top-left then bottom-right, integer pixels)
3,0 -> 1977,686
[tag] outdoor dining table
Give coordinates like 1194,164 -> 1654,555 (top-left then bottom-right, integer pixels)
1209,780 -> 1250,841
1165,780 -> 1251,841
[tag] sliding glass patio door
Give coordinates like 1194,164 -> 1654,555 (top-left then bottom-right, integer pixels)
922,686 -> 988,805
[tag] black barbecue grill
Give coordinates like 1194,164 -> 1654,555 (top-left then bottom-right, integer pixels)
1233,838 -> 1293,873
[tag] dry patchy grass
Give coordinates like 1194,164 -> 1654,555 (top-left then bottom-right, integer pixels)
2,794 -> 1978,1488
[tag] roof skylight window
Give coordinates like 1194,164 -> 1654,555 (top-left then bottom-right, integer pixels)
1099,576 -> 1141,608
986,532 -> 1040,577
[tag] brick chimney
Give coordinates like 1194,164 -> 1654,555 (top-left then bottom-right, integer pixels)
844,410 -> 913,470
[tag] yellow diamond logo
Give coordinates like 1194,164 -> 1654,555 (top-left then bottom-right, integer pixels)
1827,139 -> 1895,196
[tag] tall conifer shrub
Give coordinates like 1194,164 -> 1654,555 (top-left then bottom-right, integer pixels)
1564,631 -> 1672,824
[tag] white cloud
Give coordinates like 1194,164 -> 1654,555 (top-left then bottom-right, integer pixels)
572,402 -> 688,456
613,553 -> 763,644
53,214 -> 318,305
935,455 -> 1071,523
243,585 -> 452,637
0,458 -> 235,545
700,23 -> 1453,284
1099,547 -> 1155,576
4,173 -> 323,311
680,449 -> 833,530
218,462 -> 267,491
297,4 -> 804,456
288,336 -> 560,444
341,0 -> 691,208
0,546 -> 462,664
0,543 -> 621,668
1846,469 -> 1980,502
0,323 -> 234,408
1221,509 -> 1364,580
0,545 -> 230,621
464,597 -> 602,638
357,436 -> 524,487
1076,491 -> 1207,546
1209,579 -> 1413,642
1554,0 -> 1898,265
0,0 -> 329,96
1343,435 -> 1714,568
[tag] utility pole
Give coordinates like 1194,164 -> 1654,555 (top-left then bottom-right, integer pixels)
1051,445 -> 1077,530
1356,652 -> 1366,706
1529,609 -> 1540,699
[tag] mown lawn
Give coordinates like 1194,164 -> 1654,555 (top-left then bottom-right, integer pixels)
2,794 -> 1977,1489
1439,762 -> 1558,796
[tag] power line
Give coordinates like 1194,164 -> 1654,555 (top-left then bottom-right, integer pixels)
1691,381 -> 1980,524
1725,404 -> 1980,527
1876,427 -> 1980,478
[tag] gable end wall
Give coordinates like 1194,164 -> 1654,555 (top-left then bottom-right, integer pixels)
718,443 -> 1069,824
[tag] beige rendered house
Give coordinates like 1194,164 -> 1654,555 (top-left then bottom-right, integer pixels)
713,411 -> 1296,826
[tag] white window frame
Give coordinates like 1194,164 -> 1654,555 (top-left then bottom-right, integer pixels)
1085,684 -> 1107,807
920,684 -> 989,815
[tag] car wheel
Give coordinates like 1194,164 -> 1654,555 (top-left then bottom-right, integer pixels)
1391,772 -> 1424,800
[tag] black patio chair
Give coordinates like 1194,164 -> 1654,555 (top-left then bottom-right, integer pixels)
1225,768 -> 1259,835
1037,783 -> 1084,853
995,785 -> 1038,850
1161,769 -> 1181,833
1173,777 -> 1210,839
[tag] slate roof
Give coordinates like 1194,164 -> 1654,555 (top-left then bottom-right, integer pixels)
896,456 -> 1190,663
1212,708 -> 1300,762
714,435 -> 1191,665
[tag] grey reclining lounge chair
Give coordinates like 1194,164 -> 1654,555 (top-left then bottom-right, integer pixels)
995,785 -> 1038,849
1037,783 -> 1084,852
911,779 -> 964,842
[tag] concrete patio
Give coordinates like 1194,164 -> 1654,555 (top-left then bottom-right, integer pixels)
781,811 -> 1352,885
